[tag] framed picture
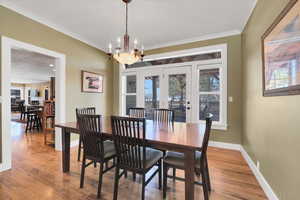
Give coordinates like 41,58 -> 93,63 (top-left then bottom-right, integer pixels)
262,0 -> 300,96
81,71 -> 104,93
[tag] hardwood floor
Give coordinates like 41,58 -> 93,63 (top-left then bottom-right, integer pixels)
0,121 -> 267,200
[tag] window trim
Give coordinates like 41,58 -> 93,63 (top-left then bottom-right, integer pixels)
119,44 -> 228,130
120,72 -> 137,116
193,64 -> 228,130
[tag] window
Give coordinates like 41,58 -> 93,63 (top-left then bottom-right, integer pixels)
120,44 -> 227,130
199,68 -> 220,122
144,75 -> 160,119
122,74 -> 137,115
197,66 -> 226,129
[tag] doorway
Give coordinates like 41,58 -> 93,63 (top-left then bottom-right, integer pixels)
138,66 -> 192,122
120,44 -> 228,129
0,37 -> 66,172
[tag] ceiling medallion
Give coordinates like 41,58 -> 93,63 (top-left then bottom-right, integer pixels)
107,0 -> 145,65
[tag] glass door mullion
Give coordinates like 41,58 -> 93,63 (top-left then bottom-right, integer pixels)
141,69 -> 163,119
163,66 -> 192,123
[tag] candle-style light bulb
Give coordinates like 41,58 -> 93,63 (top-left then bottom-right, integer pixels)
108,43 -> 112,53
141,45 -> 144,54
134,39 -> 138,49
117,37 -> 121,48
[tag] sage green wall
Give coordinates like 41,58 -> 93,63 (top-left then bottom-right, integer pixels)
242,0 -> 300,199
114,35 -> 243,144
0,6 -> 114,163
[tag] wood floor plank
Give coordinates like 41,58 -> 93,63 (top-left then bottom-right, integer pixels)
0,121 -> 267,200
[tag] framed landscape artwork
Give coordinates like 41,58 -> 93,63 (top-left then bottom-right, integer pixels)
262,0 -> 300,96
81,71 -> 103,93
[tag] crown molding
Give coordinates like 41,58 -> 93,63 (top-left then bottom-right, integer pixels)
145,30 -> 242,50
242,0 -> 258,30
0,1 -> 106,52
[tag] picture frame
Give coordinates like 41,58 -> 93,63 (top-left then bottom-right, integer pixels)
81,71 -> 104,93
262,0 -> 300,96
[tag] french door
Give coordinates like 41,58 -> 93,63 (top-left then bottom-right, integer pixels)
139,66 -> 192,122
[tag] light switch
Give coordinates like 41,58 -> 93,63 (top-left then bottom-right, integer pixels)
228,96 -> 233,102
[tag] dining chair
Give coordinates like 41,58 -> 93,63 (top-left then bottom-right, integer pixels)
76,107 -> 96,161
43,101 -> 55,145
18,101 -> 27,120
153,108 -> 176,177
111,116 -> 163,200
153,109 -> 174,124
129,107 -> 145,181
163,114 -> 213,200
77,114 -> 116,199
129,107 -> 145,118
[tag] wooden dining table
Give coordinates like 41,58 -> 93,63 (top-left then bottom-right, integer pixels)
55,117 -> 206,200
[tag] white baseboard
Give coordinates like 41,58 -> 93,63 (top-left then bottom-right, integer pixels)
0,163 -> 11,172
209,141 -> 278,200
209,141 -> 242,151
240,147 -> 279,200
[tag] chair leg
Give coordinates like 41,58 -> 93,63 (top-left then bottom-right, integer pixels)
141,174 -> 146,200
133,172 -> 136,181
25,116 -> 30,134
172,168 -> 176,180
44,131 -> 47,145
80,155 -> 86,188
124,170 -> 128,178
205,156 -> 211,191
201,168 -> 209,200
113,166 -> 120,200
163,163 -> 168,199
158,160 -> 162,190
77,137 -> 82,161
94,161 -> 97,168
97,163 -> 104,198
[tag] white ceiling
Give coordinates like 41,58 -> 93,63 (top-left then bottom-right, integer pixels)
11,48 -> 56,84
0,0 -> 257,51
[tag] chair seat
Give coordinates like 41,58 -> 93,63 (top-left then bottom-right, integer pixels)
103,140 -> 116,159
164,151 -> 202,169
123,147 -> 163,169
144,148 -> 163,169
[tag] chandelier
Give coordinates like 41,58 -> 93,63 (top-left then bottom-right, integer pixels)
107,0 -> 145,65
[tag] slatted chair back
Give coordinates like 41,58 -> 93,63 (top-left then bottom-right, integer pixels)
129,107 -> 145,118
43,101 -> 55,116
18,101 -> 26,113
200,114 -> 213,161
111,116 -> 147,170
76,107 -> 96,118
153,109 -> 174,124
77,114 -> 105,161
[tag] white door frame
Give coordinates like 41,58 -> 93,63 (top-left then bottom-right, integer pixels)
0,36 -> 66,172
162,66 -> 192,122
119,43 -> 228,129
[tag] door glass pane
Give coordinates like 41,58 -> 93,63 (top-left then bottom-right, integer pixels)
126,95 -> 136,115
199,69 -> 220,92
199,94 -> 220,121
126,75 -> 136,93
144,76 -> 160,119
168,74 -> 186,122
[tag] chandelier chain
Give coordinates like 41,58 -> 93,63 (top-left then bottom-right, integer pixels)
125,2 -> 128,35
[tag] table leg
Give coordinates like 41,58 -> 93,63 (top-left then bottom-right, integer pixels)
62,128 -> 71,172
184,150 -> 195,200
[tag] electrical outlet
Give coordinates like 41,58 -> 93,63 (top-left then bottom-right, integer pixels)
256,161 -> 260,171
228,96 -> 233,102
